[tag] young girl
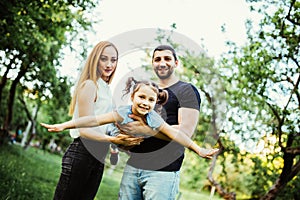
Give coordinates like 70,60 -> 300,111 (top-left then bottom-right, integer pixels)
41,77 -> 219,159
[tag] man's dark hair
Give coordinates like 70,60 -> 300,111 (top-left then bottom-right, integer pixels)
152,45 -> 178,61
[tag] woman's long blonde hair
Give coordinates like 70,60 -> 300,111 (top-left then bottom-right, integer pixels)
68,41 -> 118,115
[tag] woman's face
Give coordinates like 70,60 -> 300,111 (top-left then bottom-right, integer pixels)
98,46 -> 118,82
131,85 -> 157,116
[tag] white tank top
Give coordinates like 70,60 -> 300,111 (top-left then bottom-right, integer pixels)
70,78 -> 115,138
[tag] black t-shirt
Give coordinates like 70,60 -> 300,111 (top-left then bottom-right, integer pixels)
127,81 -> 201,171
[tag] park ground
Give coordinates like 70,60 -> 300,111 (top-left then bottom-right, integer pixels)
0,143 -> 221,200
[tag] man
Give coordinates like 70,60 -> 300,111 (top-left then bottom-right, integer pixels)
118,45 -> 203,200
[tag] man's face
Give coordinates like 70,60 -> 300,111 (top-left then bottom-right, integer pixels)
152,50 -> 177,80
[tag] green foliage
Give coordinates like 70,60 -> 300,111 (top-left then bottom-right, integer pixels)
0,0 -> 96,131
220,0 -> 300,198
36,76 -> 73,151
246,156 -> 277,197
277,175 -> 300,199
0,0 -> 98,148
180,150 -> 211,190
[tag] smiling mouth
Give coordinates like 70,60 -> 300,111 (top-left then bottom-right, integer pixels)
157,67 -> 169,73
159,68 -> 167,71
138,106 -> 149,111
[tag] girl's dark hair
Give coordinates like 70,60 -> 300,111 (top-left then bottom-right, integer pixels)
123,77 -> 168,113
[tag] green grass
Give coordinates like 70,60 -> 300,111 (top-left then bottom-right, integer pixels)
0,144 -> 60,200
0,144 -> 220,200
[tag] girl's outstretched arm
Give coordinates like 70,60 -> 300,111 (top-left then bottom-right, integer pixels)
159,123 -> 219,159
41,111 -> 122,132
40,122 -> 143,145
40,122 -> 71,132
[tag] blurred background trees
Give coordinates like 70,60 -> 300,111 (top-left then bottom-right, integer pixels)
218,0 -> 299,198
160,0 -> 299,199
0,0 -> 96,147
0,0 -> 299,199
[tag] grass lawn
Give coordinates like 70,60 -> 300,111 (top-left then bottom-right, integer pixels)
0,144 -> 220,200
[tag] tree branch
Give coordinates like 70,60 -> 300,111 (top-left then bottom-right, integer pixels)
18,95 -> 33,122
286,0 -> 300,26
207,140 -> 236,200
283,73 -> 300,114
266,102 -> 284,148
285,147 -> 300,155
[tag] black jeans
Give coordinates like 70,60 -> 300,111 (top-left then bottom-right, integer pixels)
54,138 -> 109,200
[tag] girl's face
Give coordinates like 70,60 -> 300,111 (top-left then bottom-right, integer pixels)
98,46 -> 118,82
131,85 -> 157,116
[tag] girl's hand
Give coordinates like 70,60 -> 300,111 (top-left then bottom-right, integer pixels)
198,148 -> 219,159
40,123 -> 65,132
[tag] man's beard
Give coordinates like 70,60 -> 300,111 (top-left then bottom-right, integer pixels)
154,66 -> 174,80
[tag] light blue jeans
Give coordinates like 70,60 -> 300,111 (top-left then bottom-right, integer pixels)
119,164 -> 180,200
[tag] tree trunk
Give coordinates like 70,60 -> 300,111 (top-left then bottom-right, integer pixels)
260,156 -> 300,199
21,120 -> 32,147
21,104 -> 38,148
0,54 -> 20,112
3,65 -> 27,130
0,129 -> 9,145
0,69 -> 9,110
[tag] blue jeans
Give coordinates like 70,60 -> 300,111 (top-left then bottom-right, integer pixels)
119,164 -> 180,200
54,138 -> 109,200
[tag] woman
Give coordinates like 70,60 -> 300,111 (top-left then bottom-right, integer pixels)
53,41 -> 142,200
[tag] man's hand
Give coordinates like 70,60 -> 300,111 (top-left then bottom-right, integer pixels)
116,114 -> 156,136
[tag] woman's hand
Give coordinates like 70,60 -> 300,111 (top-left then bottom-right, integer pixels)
40,123 -> 65,132
110,133 -> 144,146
